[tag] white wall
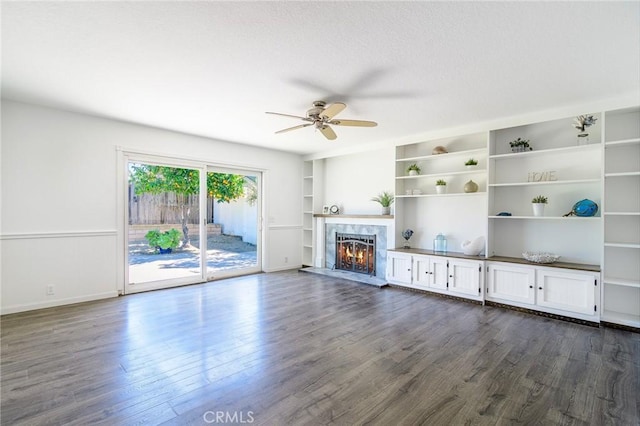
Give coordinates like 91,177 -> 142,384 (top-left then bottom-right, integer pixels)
1,100 -> 303,313
213,196 -> 258,245
322,147 -> 395,214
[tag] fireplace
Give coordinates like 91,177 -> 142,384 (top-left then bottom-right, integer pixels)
335,232 -> 376,275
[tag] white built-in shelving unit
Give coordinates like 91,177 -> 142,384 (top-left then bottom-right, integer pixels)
601,106 -> 640,328
394,133 -> 488,253
302,159 -> 324,267
487,114 -> 603,265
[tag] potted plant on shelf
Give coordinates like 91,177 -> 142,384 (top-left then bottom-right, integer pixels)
435,179 -> 447,194
573,114 -> 598,145
465,158 -> 478,169
371,191 -> 394,215
509,137 -> 532,153
406,163 -> 421,176
531,195 -> 548,217
145,228 -> 182,254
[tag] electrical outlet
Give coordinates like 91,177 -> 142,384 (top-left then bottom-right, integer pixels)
46,285 -> 54,295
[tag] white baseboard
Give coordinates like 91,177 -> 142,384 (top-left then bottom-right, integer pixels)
1,291 -> 119,315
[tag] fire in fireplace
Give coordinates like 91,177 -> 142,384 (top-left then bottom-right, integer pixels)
335,232 -> 376,275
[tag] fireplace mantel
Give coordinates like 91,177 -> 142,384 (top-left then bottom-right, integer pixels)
313,214 -> 393,219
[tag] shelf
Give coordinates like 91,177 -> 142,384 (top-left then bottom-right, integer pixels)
396,169 -> 486,180
603,277 -> 640,288
603,212 -> 640,216
489,215 -> 600,220
303,210 -> 313,214
604,242 -> 640,249
489,178 -> 600,187
303,194 -> 313,198
605,171 -> 640,178
489,143 -> 601,160
605,137 -> 640,146
303,175 -> 313,179
398,192 -> 486,198
396,148 -> 486,162
600,311 -> 640,328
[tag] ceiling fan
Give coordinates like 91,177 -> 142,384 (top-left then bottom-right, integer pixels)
266,101 -> 377,140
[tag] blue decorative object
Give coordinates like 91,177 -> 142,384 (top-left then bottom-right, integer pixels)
564,199 -> 598,217
433,233 -> 447,253
497,212 -> 512,216
402,229 -> 414,248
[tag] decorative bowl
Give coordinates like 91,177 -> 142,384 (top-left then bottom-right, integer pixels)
522,252 -> 560,264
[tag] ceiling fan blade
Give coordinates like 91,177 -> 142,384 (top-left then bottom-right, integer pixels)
320,102 -> 346,120
329,119 -> 378,127
275,123 -> 313,134
319,125 -> 337,140
266,111 -> 310,121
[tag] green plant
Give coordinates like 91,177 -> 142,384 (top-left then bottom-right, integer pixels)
532,195 -> 548,204
465,158 -> 478,166
145,228 -> 182,251
509,137 -> 532,150
407,163 -> 421,173
371,191 -> 395,207
436,179 -> 447,186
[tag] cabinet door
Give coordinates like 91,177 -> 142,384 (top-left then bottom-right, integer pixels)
487,263 -> 535,305
412,255 -> 431,288
386,253 -> 413,284
449,259 -> 482,297
429,256 -> 449,290
536,269 -> 597,316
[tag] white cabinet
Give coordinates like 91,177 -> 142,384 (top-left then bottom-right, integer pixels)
487,114 -> 602,265
448,259 -> 483,298
486,261 -> 599,322
412,255 -> 448,290
536,269 -> 597,317
487,263 -> 536,306
386,251 -> 413,285
601,106 -> 640,328
387,251 -> 483,301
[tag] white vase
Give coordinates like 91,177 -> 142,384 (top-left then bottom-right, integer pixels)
409,170 -> 418,176
435,185 -> 446,194
382,206 -> 391,215
532,203 -> 545,217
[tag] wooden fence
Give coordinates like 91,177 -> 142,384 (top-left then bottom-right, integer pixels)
129,187 -> 220,225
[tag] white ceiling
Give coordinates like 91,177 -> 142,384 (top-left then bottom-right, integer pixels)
2,2 -> 639,156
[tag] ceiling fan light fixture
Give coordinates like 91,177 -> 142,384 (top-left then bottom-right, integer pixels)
266,101 -> 377,140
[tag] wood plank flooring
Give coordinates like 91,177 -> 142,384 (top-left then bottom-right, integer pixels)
1,270 -> 638,425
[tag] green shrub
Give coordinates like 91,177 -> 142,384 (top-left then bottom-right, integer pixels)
145,228 -> 181,251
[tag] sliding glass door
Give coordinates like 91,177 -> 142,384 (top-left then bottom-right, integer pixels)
205,167 -> 261,279
124,154 -> 261,294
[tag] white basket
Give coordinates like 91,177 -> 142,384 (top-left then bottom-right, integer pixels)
522,252 -> 560,264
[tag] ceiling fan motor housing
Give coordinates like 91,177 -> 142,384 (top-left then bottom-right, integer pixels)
307,101 -> 327,119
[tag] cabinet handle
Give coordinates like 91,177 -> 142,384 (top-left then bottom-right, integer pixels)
529,285 -> 533,289
538,287 -> 543,290
449,275 -> 453,278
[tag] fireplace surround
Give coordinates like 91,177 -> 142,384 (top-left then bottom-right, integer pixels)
325,223 -> 387,280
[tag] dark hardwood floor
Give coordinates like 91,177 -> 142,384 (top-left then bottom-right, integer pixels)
1,270 -> 638,425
